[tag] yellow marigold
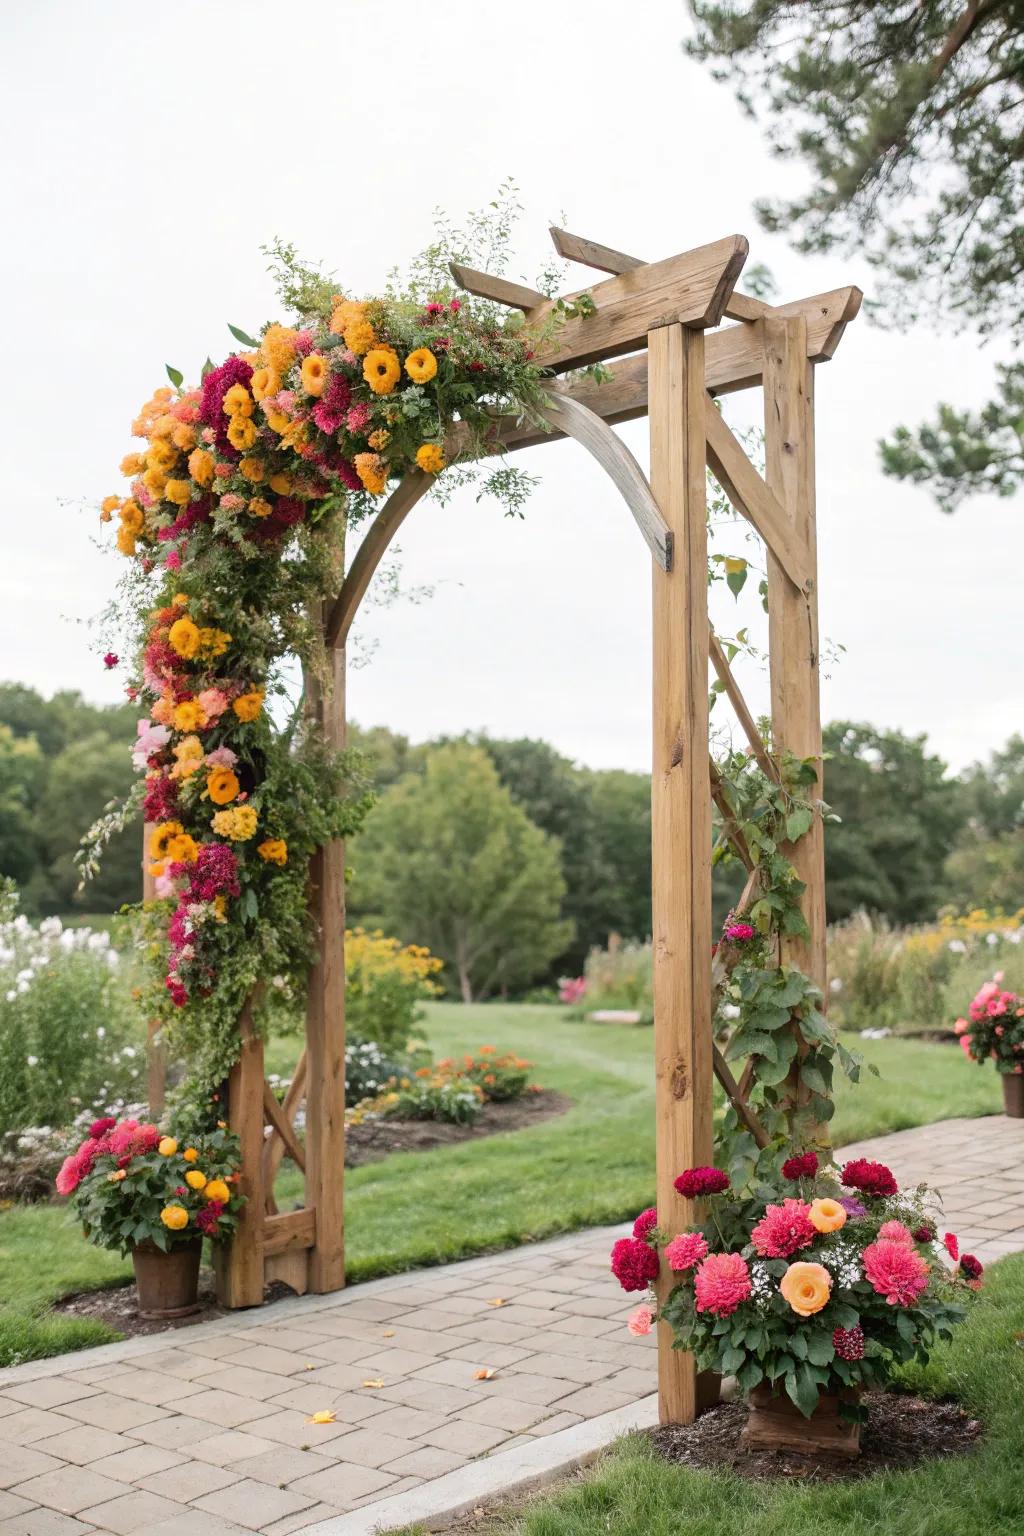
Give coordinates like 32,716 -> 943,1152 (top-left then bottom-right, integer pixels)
198,627 -> 231,659
185,1169 -> 207,1191
116,525 -> 137,557
213,894 -> 228,922
354,452 -> 388,495
301,355 -> 328,397
165,832 -> 199,864
251,365 -> 281,402
204,1178 -> 230,1204
415,443 -> 445,475
173,592 -> 189,606
248,497 -> 272,518
206,767 -> 240,805
150,820 -> 184,861
188,448 -> 215,488
171,735 -> 204,779
227,414 -> 258,452
168,616 -> 201,659
120,452 -> 145,477
158,1136 -> 178,1156
257,838 -> 288,866
330,299 -> 368,335
120,500 -> 144,534
173,698 -> 207,733
101,494 -> 120,514
160,1204 -> 189,1230
233,690 -> 264,722
268,472 -> 291,494
211,806 -> 258,842
367,429 -> 390,450
238,456 -> 265,483
164,478 -> 192,507
344,319 -> 377,356
142,468 -> 167,497
260,323 -> 299,375
172,422 -> 196,452
264,408 -> 290,434
149,414 -> 177,440
405,348 -> 438,384
182,1147 -> 199,1162
146,440 -> 177,474
222,383 -> 253,418
363,347 -> 400,395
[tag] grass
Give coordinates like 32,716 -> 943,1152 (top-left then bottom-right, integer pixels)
391,1254 -> 1024,1536
0,1002 -> 1003,1366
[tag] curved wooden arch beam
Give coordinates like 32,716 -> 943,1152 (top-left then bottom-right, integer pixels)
541,391 -> 673,570
324,470 -> 432,649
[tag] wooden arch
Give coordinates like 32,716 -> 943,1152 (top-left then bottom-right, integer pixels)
146,228 -> 861,1427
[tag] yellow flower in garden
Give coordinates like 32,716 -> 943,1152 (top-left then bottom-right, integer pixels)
279,419 -> 308,452
233,690 -> 264,722
331,298 -> 368,335
363,347 -> 400,395
168,616 -> 201,659
251,366 -> 281,402
120,452 -> 145,477
165,832 -> 199,864
264,408 -> 290,435
207,767 -> 240,805
173,698 -> 207,733
268,472 -> 292,495
301,354 -> 328,397
164,478 -> 192,506
211,806 -> 258,841
405,348 -> 438,384
809,1198 -> 847,1234
116,525 -> 137,556
150,821 -> 184,861
185,1170 -> 207,1191
147,440 -> 177,474
150,413 -> 177,440
171,735 -> 204,779
172,421 -> 196,452
197,627 -> 231,659
204,1179 -> 230,1204
182,1147 -> 199,1162
354,452 -> 388,495
260,323 -> 299,375
188,448 -> 215,488
101,494 -> 121,514
213,894 -> 228,922
142,467 -> 167,497
120,500 -> 145,534
344,319 -> 377,356
227,414 -> 258,451
160,1204 -> 189,1230
257,839 -> 288,866
248,497 -> 272,518
158,1137 -> 178,1156
415,443 -> 445,475
222,383 -> 253,418
367,429 -> 390,451
780,1261 -> 832,1317
238,456 -> 265,483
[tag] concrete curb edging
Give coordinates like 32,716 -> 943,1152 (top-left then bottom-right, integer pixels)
303,1394 -> 660,1534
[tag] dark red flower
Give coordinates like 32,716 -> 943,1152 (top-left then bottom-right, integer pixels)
674,1166 -> 730,1199
960,1253 -> 983,1281
103,652 -> 119,669
912,1223 -> 936,1243
833,1325 -> 865,1361
89,1117 -> 117,1139
840,1158 -> 898,1198
781,1151 -> 819,1181
610,1236 -> 660,1292
632,1207 -> 658,1243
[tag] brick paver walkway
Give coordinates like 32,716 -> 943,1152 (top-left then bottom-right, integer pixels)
0,1114 -> 1020,1535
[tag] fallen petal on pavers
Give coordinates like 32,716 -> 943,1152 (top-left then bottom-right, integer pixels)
487,1298 -> 507,1307
305,1410 -> 337,1424
361,1378 -> 385,1388
474,1368 -> 497,1380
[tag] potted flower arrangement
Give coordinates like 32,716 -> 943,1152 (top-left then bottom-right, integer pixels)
56,1117 -> 243,1318
954,975 -> 1024,1117
613,1152 -> 980,1458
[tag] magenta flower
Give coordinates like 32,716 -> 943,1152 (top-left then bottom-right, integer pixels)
694,1253 -> 751,1317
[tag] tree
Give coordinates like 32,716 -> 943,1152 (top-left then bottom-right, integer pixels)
35,734 -> 139,914
351,744 -> 573,1002
687,1 -> 1024,510
822,722 -> 967,922
942,734 -> 1024,911
0,726 -> 45,887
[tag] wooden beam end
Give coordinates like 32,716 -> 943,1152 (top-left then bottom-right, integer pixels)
702,235 -> 749,329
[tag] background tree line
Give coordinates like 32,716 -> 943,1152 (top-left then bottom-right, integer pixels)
1,682 -> 1020,1000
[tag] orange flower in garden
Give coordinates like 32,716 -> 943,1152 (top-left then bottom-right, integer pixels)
164,478 -> 192,506
780,1261 -> 832,1316
165,832 -> 199,864
238,456 -> 265,482
120,452 -> 145,477
331,298 -> 368,335
363,347 -> 401,395
119,500 -> 144,534
257,839 -> 287,866
160,1204 -> 189,1230
248,497 -> 272,518
172,421 -> 196,452
185,1170 -> 207,1191
227,415 -> 257,451
188,448 -> 215,487
182,1147 -> 199,1163
354,453 -> 388,494
147,439 -> 177,473
301,355 -> 328,396
809,1198 -> 847,1234
405,348 -> 438,384
344,319 -> 377,356
260,323 -> 299,375
149,821 -> 184,861
168,616 -> 201,659
233,690 -> 264,722
222,383 -> 253,418
101,494 -> 120,514
158,1137 -> 178,1157
251,366 -> 281,402
415,443 -> 445,475
204,1179 -> 230,1204
268,472 -> 292,495
207,767 -> 240,806
264,407 -> 290,435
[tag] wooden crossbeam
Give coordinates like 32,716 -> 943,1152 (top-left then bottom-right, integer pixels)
722,291 -> 774,323
709,758 -> 754,871
263,1050 -> 307,1213
549,226 -> 643,275
705,405 -> 809,591
263,1208 -> 316,1258
263,1081 -> 306,1172
708,628 -> 780,782
447,263 -> 546,312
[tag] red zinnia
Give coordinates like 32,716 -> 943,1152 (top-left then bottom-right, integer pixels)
674,1166 -> 730,1199
610,1236 -> 660,1292
840,1158 -> 898,1198
632,1207 -> 658,1243
781,1151 -> 819,1181
943,1232 -> 959,1261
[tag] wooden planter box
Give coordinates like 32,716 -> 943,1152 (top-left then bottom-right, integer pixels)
741,1383 -> 861,1460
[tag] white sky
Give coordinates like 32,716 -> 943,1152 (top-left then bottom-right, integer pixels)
2,0 -> 1019,774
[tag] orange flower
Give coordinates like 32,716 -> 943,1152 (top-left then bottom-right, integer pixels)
251,366 -> 281,402
238,456 -> 265,482
172,422 -> 196,452
185,1170 -> 207,1191
188,448 -> 215,487
168,617 -> 201,658
233,690 -> 264,722
222,383 -> 253,418
301,355 -> 328,397
119,499 -> 145,534
809,1198 -> 847,1234
415,443 -> 445,475
405,348 -> 438,384
227,415 -> 257,452
120,453 -> 145,477
204,1179 -> 230,1203
780,1261 -> 832,1316
206,767 -> 240,806
182,1147 -> 199,1163
344,319 -> 377,356
158,1137 -> 178,1157
248,497 -> 272,518
257,838 -> 288,866
354,452 -> 388,495
362,347 -> 401,395
268,472 -> 292,495
160,1204 -> 189,1230
164,478 -> 192,506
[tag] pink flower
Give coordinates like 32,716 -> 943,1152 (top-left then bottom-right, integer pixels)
220,493 -> 245,511
558,976 -> 587,1004
103,652 -> 119,669
694,1253 -> 752,1317
724,921 -> 756,942
987,998 -> 1006,1017
953,1017 -> 970,1034
132,720 -> 170,770
610,1237 -> 660,1292
664,1232 -> 709,1271
751,1199 -> 815,1258
346,402 -> 372,434
862,1238 -> 930,1305
632,1207 -> 658,1242
166,549 -> 182,570
205,746 -> 237,769
198,689 -> 229,722
959,1034 -> 973,1055
627,1306 -> 654,1336
878,1221 -> 914,1245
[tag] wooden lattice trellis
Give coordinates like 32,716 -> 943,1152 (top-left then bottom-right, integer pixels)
145,227 -> 860,1426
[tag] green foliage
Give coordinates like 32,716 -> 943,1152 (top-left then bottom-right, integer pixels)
343,926 -> 442,1053
387,1077 -> 484,1126
344,1035 -> 405,1106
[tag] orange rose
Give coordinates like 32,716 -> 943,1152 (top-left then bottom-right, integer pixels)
780,1261 -> 832,1316
809,1198 -> 847,1234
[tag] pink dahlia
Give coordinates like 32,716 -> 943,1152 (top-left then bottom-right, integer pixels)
751,1198 -> 816,1258
632,1207 -> 658,1242
878,1221 -> 914,1246
724,921 -> 756,942
840,1158 -> 898,1198
89,1116 -> 117,1139
664,1232 -> 709,1271
627,1306 -> 654,1336
862,1238 -> 930,1306
781,1151 -> 818,1181
610,1236 -> 660,1292
674,1166 -> 730,1198
694,1253 -> 752,1317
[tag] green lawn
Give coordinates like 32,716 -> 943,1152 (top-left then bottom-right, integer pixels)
396,1253 -> 1024,1536
0,1002 -> 1003,1366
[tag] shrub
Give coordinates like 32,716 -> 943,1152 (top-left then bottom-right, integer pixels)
387,1078 -> 484,1126
581,934 -> 653,1017
344,928 -> 442,1052
344,1035 -> 404,1106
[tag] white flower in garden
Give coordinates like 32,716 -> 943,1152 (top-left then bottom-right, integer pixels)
15,969 -> 32,984
26,1056 -> 38,1067
830,977 -> 843,993
58,930 -> 77,951
16,979 -> 30,995
96,1026 -> 106,1039
986,933 -> 999,946
13,915 -> 28,933
5,989 -> 16,1001
121,1046 -> 136,1059
947,940 -> 967,954
105,950 -> 120,969
721,1003 -> 741,1021
39,917 -> 62,937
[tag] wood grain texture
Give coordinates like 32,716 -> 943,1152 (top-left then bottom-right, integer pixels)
262,1081 -> 306,1172
548,226 -> 644,274
722,291 -> 774,322
325,471 -> 431,649
448,263 -> 547,312
704,405 -> 810,592
216,992 -> 266,1308
263,1208 -> 316,1258
649,324 -> 714,1426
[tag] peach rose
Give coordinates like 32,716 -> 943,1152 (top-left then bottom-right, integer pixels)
809,1197 -> 847,1234
627,1306 -> 654,1336
780,1261 -> 832,1316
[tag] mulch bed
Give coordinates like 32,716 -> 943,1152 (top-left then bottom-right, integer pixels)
52,1276 -> 299,1339
343,1088 -> 572,1167
650,1392 -> 982,1481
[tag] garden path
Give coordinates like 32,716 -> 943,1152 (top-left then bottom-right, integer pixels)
0,1114 -> 1021,1536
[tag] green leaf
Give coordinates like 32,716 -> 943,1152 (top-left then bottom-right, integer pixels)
799,1062 -> 829,1095
805,1331 -> 835,1366
201,357 -> 215,378
785,806 -> 813,842
228,323 -> 259,348
787,1363 -> 821,1418
165,364 -> 183,388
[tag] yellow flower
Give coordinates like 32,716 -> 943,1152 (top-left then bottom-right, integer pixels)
264,408 -> 290,434
172,422 -> 196,452
268,472 -> 292,495
344,319 -> 377,356
173,698 -> 207,733
222,384 -> 253,418
150,414 -> 177,440
158,1137 -> 178,1157
354,452 -> 388,494
248,497 -> 272,518
168,617 -> 201,659
809,1198 -> 847,1234
415,443 -> 445,475
780,1261 -> 832,1317
227,414 -> 258,452
260,323 -> 299,375
160,1204 -> 189,1230
119,500 -> 144,534
405,348 -> 438,385
150,821 -> 184,861
301,355 -> 328,397
251,366 -> 280,402
185,1170 -> 207,1191
171,735 -> 204,779
120,453 -> 145,477
142,467 -> 167,497
367,429 -> 390,451
238,456 -> 265,483
207,767 -> 240,806
211,806 -> 258,842
164,478 -> 192,507
146,440 -> 177,474
330,299 -> 368,335
182,1147 -> 199,1163
198,627 -> 231,659
188,448 -> 215,487
164,832 -> 199,864
204,1179 -> 230,1203
116,525 -> 137,557
101,494 -> 121,514
257,838 -> 288,866
233,690 -> 264,723
363,347 -> 401,395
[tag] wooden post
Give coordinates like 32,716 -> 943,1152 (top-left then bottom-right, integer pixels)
649,323 -> 715,1425
304,634 -> 348,1294
216,992 -> 266,1307
763,316 -> 828,1091
142,823 -> 166,1118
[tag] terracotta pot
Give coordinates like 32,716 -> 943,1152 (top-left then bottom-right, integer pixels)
742,1382 -> 861,1460
1003,1074 -> 1024,1119
131,1238 -> 202,1320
